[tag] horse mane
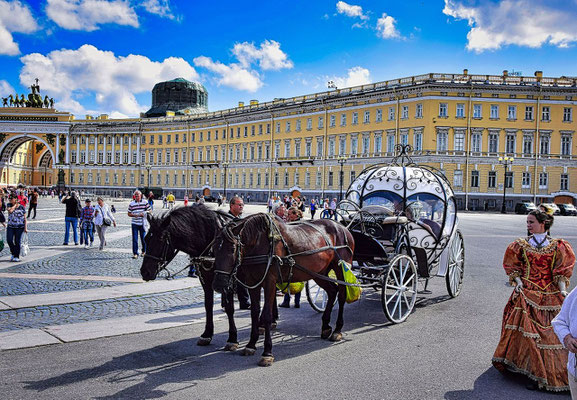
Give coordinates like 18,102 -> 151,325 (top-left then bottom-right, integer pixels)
149,204 -> 218,240
238,213 -> 273,245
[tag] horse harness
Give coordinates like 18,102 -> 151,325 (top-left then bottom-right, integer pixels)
217,214 -> 356,290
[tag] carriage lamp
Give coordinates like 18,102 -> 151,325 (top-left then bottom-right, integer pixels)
498,156 -> 514,214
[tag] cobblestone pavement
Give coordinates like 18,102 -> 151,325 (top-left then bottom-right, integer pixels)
0,198 -> 260,336
0,278 -> 125,296
2,250 -> 191,278
0,287 -> 206,332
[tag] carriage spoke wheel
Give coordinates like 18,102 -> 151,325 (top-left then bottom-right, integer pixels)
446,230 -> 465,298
306,280 -> 336,313
381,254 -> 417,324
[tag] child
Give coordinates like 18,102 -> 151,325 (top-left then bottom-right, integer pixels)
80,199 -> 95,248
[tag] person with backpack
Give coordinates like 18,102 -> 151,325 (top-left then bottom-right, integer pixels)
62,191 -> 80,245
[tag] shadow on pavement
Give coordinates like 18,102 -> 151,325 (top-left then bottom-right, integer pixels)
445,367 -> 570,400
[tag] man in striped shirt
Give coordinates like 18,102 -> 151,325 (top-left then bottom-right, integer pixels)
127,190 -> 150,259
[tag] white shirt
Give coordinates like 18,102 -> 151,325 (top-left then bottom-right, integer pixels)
552,287 -> 577,377
94,203 -> 115,226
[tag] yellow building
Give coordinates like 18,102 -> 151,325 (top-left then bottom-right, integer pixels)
1,70 -> 576,210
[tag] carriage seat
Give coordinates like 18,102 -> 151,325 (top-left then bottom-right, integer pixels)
379,216 -> 408,225
416,218 -> 441,238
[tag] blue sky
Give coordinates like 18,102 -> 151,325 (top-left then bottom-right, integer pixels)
0,0 -> 576,118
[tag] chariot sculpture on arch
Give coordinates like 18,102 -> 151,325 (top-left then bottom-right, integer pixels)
1,78 -> 55,108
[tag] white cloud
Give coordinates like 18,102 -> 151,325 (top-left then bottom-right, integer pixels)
46,0 -> 139,31
443,0 -> 577,52
376,13 -> 400,39
232,40 -> 293,71
0,0 -> 38,55
194,56 -> 262,92
194,40 -> 292,92
336,1 -> 369,20
140,0 -> 175,20
0,80 -> 15,97
329,66 -> 371,89
19,44 -> 199,116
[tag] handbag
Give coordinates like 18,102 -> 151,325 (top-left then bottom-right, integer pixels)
20,232 -> 29,258
103,217 -> 112,226
0,231 -> 4,252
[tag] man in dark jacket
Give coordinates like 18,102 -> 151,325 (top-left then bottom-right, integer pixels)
62,191 -> 80,245
226,196 -> 251,310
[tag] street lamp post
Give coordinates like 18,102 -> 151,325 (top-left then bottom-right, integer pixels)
337,156 -> 346,201
222,162 -> 229,200
145,164 -> 151,191
499,156 -> 514,214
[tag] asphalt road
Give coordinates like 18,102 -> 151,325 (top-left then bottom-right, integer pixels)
1,212 -> 576,400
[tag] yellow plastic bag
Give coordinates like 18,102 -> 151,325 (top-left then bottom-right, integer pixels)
276,281 -> 305,294
339,260 -> 361,303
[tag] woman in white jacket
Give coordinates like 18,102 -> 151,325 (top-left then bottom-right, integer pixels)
94,197 -> 116,250
553,287 -> 577,398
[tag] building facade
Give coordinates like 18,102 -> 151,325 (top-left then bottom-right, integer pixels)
1,70 -> 576,210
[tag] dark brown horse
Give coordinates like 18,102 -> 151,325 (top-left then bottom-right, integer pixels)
140,205 -> 242,351
213,213 -> 355,366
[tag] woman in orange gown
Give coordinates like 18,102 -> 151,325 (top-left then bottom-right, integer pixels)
492,210 -> 576,391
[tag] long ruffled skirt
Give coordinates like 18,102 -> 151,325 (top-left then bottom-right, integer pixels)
492,289 -> 569,391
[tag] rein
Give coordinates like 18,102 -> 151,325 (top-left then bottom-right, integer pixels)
143,231 -> 182,279
217,214 -> 365,290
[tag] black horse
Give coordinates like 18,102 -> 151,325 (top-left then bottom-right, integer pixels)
213,213 -> 355,366
140,205 -> 242,350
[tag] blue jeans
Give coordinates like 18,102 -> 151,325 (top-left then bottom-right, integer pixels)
64,217 -> 78,244
83,222 -> 94,244
148,200 -> 154,211
6,226 -> 24,258
131,224 -> 146,255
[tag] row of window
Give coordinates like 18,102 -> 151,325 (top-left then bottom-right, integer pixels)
438,103 -> 572,122
436,130 -> 572,155
68,169 -> 357,189
453,170 -> 569,191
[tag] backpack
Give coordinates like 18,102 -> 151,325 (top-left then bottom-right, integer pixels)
76,199 -> 83,218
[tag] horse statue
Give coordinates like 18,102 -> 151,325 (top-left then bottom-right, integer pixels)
49,98 -> 54,108
20,94 -> 28,107
1,97 -> 7,107
8,94 -> 14,107
213,213 -> 355,366
141,205 -> 248,350
43,95 -> 50,108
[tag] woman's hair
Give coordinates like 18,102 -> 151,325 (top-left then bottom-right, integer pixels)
528,209 -> 554,231
288,206 -> 303,219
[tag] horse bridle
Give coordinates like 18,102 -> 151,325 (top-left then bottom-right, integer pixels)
143,231 -> 181,279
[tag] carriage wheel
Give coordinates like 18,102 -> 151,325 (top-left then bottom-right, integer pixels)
381,254 -> 417,324
306,280 -> 336,313
446,230 -> 465,298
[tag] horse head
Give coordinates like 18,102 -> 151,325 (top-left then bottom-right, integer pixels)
212,213 -> 273,294
140,213 -> 177,281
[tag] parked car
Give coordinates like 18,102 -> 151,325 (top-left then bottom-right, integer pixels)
558,203 -> 577,216
515,202 -> 537,214
539,203 -> 561,215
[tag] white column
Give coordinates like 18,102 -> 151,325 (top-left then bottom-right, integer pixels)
76,135 -> 80,164
55,133 -> 60,164
94,134 -> 98,164
136,136 -> 141,164
85,134 -> 89,164
65,132 -> 70,164
111,135 -> 116,164
128,135 -> 132,164
103,135 -> 107,164
120,135 -> 124,165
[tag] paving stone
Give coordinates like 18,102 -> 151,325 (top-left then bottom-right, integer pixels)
0,278 -> 126,296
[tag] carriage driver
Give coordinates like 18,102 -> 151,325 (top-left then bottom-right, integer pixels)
225,196 -> 251,310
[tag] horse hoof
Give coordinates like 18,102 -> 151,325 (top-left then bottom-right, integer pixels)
258,356 -> 274,367
223,342 -> 239,351
329,332 -> 343,342
321,328 -> 333,340
197,337 -> 212,346
271,321 -> 278,330
240,347 -> 256,356
258,327 -> 265,335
